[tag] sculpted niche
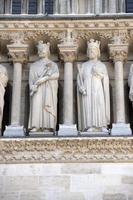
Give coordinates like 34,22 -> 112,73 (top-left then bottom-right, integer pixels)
77,39 -> 110,133
29,41 -> 59,133
0,65 -> 8,133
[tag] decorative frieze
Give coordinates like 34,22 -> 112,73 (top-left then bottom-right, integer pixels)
0,19 -> 132,31
0,137 -> 133,163
0,19 -> 131,45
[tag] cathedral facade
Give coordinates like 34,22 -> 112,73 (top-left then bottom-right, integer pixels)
0,1 -> 133,199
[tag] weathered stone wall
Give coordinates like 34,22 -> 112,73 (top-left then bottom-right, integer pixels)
0,163 -> 133,200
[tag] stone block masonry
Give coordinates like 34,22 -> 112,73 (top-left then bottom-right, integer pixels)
0,163 -> 133,200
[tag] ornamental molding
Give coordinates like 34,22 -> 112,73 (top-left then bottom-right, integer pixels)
0,19 -> 132,30
0,137 -> 133,164
0,19 -> 132,42
0,30 -> 66,43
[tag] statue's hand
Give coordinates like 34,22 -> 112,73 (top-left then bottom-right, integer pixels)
129,93 -> 133,101
79,86 -> 86,95
92,68 -> 103,79
36,76 -> 48,86
30,85 -> 37,96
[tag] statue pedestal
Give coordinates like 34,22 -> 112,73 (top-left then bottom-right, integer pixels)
80,130 -> 109,136
29,131 -> 54,137
111,123 -> 132,136
58,124 -> 78,136
4,125 -> 25,137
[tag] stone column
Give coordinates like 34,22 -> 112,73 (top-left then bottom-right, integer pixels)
109,0 -> 116,13
0,0 -> 5,14
103,0 -> 108,13
71,0 -> 79,14
5,0 -> 12,14
37,0 -> 44,14
108,39 -> 132,135
21,0 -> 28,14
87,0 -> 91,13
4,42 -> 28,137
95,0 -> 102,14
119,0 -> 125,13
58,31 -> 78,136
54,0 -> 59,14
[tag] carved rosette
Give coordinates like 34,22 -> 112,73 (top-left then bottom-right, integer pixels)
58,44 -> 78,63
108,43 -> 128,62
7,43 -> 28,63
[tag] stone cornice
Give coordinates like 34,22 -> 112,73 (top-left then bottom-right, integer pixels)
0,19 -> 132,30
0,19 -> 132,42
0,137 -> 133,164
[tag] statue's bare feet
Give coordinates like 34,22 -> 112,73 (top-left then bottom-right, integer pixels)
102,127 -> 108,133
87,127 -> 95,132
30,127 -> 37,132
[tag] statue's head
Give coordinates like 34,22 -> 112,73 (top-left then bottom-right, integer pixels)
37,41 -> 50,58
87,39 -> 100,59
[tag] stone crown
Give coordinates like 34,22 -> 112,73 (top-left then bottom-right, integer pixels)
87,39 -> 100,50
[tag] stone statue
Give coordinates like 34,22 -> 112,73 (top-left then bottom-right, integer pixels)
77,39 -> 110,132
29,41 -> 59,132
128,64 -> 133,102
0,65 -> 8,131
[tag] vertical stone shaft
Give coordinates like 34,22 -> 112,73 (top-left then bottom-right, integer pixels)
5,0 -> 11,14
87,0 -> 91,13
21,0 -> 28,14
103,0 -> 108,13
71,0 -> 79,14
95,0 -> 101,14
54,0 -> 59,14
0,0 -> 5,14
119,0 -> 125,13
11,62 -> 22,125
114,60 -> 125,123
37,0 -> 43,14
63,62 -> 73,124
109,0 -> 116,13
7,43 -> 28,127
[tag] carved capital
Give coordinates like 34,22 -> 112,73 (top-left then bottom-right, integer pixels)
58,45 -> 78,62
7,43 -> 28,63
59,50 -> 77,62
108,43 -> 128,62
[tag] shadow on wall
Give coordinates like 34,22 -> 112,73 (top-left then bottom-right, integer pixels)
2,83 -> 12,135
126,83 -> 133,131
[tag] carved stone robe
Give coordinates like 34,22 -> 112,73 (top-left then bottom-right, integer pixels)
77,60 -> 110,131
29,58 -> 59,131
128,64 -> 133,102
0,65 -> 8,128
